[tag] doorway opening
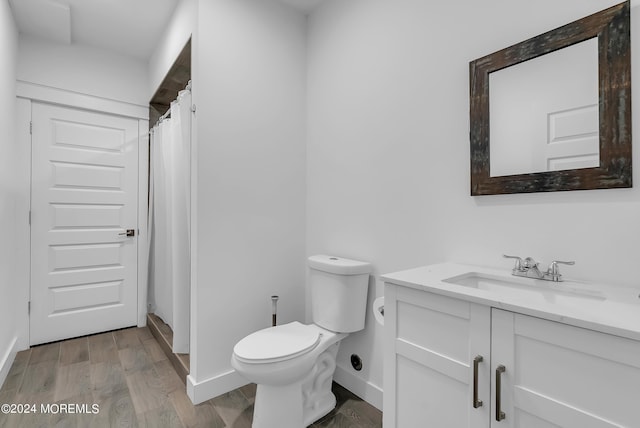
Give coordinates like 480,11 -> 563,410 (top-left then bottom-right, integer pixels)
146,38 -> 192,381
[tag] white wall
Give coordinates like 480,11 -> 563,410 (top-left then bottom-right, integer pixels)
18,35 -> 148,106
0,0 -> 21,387
188,0 -> 307,402
307,0 -> 639,409
148,0 -> 196,99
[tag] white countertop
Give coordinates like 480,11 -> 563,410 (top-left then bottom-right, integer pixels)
381,262 -> 640,341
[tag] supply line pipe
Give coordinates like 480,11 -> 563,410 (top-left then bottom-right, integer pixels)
271,295 -> 279,327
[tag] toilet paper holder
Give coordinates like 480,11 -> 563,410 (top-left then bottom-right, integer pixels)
373,296 -> 385,326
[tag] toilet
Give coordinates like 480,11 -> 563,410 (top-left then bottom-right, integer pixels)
231,255 -> 371,428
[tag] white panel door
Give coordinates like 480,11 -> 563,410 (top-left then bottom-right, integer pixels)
544,104 -> 599,171
30,102 -> 139,345
491,309 -> 640,428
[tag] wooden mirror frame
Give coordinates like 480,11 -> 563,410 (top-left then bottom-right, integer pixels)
469,1 -> 631,196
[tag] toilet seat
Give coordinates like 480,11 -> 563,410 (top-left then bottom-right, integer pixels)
233,321 -> 321,364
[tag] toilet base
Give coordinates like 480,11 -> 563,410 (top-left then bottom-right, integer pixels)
301,342 -> 339,425
250,342 -> 341,428
253,382 -> 304,428
303,391 -> 336,426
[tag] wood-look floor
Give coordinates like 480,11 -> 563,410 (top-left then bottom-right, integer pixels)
0,327 -> 382,427
146,313 -> 189,384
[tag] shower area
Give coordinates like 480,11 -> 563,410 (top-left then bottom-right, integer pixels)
146,39 -> 192,381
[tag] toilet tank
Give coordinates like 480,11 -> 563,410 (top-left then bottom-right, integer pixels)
308,255 -> 371,333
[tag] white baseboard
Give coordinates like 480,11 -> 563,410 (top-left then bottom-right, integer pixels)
185,363 -> 383,411
186,369 -> 249,405
334,363 -> 383,411
0,337 -> 18,390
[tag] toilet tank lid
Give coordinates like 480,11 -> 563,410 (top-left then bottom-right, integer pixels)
308,255 -> 372,275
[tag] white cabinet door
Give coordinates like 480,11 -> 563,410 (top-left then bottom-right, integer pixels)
384,285 -> 491,428
491,309 -> 640,428
30,102 -> 140,345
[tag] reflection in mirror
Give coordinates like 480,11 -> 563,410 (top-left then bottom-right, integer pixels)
469,1 -> 631,195
489,38 -> 599,177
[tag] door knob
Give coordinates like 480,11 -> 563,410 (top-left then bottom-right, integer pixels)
118,229 -> 136,237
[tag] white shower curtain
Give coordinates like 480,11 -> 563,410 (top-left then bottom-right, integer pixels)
148,87 -> 191,354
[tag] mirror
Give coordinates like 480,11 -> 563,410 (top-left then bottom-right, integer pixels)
469,1 -> 631,195
490,38 -> 599,177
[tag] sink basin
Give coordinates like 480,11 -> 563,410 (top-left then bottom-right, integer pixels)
443,272 -> 606,307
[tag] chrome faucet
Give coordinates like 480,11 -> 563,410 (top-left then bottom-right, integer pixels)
503,255 -> 575,282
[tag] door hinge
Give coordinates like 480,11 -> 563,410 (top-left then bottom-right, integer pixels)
28,301 -> 30,315
29,121 -> 32,135
28,210 -> 31,225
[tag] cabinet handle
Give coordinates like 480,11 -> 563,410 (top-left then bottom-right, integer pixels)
495,365 -> 506,421
473,355 -> 483,408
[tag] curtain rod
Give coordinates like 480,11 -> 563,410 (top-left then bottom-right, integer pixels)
158,107 -> 172,123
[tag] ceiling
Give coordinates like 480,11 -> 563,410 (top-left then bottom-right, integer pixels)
278,0 -> 325,12
9,0 -> 180,60
8,0 -> 324,60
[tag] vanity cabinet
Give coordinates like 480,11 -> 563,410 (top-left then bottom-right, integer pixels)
383,285 -> 491,427
383,284 -> 640,428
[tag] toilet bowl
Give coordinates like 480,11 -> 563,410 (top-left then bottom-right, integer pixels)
231,255 -> 371,428
232,322 -> 347,427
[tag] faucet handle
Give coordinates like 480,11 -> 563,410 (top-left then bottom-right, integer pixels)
522,257 -> 539,269
503,254 -> 524,271
546,260 -> 575,281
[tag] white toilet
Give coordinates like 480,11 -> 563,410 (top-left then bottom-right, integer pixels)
231,255 -> 372,428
